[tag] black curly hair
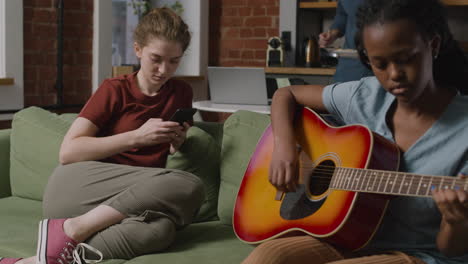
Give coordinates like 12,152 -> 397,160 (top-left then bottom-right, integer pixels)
355,0 -> 468,94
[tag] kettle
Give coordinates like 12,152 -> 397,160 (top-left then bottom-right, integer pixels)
303,35 -> 320,67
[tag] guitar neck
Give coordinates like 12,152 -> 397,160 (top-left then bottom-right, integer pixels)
330,167 -> 468,197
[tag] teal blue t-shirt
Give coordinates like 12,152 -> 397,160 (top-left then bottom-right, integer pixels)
322,77 -> 468,264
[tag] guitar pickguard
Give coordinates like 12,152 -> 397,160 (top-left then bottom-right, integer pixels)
280,184 -> 326,220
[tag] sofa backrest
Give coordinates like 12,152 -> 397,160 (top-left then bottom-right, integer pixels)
10,107 -> 76,201
217,110 -> 270,225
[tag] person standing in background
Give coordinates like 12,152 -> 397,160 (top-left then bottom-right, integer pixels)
319,0 -> 374,82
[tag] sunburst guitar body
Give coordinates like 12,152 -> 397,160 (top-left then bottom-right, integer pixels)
233,107 -> 468,251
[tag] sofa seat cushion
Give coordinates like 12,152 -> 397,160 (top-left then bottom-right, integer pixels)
0,196 -> 253,263
0,196 -> 43,257
126,221 -> 254,264
217,110 -> 270,225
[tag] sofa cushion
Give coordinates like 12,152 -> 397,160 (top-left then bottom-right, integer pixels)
0,197 -> 125,264
166,126 -> 221,222
0,196 -> 44,257
217,110 -> 270,225
10,107 -> 73,201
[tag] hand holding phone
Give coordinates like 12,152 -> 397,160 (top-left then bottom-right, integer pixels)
169,108 -> 197,125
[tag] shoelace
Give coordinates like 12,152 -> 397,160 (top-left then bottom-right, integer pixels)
57,243 -> 103,264
72,243 -> 103,264
57,242 -> 75,264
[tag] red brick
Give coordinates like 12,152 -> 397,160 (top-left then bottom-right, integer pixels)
267,28 -> 279,37
66,0 -> 82,10
241,50 -> 254,59
222,0 -> 246,7
44,80 -> 57,93
78,38 -> 93,52
24,66 -> 37,82
240,28 -> 253,38
255,50 -> 267,60
35,0 -> 53,8
267,6 -> 279,16
76,53 -> 93,65
253,7 -> 266,16
32,23 -> 57,37
220,60 -> 244,67
249,0 -> 277,6
221,17 -> 243,27
222,7 -> 238,16
25,95 -> 44,106
32,9 -> 56,23
239,7 -> 251,16
224,28 -> 240,39
228,50 -> 241,59
82,0 -> 94,12
220,39 -> 244,50
254,28 -> 267,38
245,17 -> 272,27
39,66 -> 56,81
244,39 -> 268,49
42,94 -> 57,106
24,8 -> 34,22
24,0 -> 34,8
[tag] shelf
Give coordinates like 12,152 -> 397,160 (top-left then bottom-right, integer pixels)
0,78 -> 14,86
299,2 -> 337,9
299,0 -> 468,9
442,0 -> 468,5
265,67 -> 335,76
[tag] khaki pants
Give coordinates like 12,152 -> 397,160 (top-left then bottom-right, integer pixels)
43,161 -> 205,260
242,236 -> 427,264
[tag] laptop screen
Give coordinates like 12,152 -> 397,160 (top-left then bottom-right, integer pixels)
207,67 -> 269,105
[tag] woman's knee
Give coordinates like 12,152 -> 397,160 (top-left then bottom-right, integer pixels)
86,217 -> 176,260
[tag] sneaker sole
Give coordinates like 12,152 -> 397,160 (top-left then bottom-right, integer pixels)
37,219 -> 49,264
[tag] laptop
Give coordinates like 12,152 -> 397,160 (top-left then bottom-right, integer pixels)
207,67 -> 270,105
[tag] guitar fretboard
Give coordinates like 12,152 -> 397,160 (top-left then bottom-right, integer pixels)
330,167 -> 468,197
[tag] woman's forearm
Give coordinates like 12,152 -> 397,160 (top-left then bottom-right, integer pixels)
59,131 -> 137,164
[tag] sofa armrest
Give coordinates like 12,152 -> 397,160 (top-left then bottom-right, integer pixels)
0,129 -> 11,198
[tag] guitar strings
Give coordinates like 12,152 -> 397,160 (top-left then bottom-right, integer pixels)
290,165 -> 468,192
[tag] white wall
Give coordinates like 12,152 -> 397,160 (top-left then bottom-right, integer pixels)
0,0 -> 24,112
92,0 -> 113,92
152,0 -> 209,77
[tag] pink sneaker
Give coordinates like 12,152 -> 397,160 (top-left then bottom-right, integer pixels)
0,258 -> 22,264
37,219 -> 77,264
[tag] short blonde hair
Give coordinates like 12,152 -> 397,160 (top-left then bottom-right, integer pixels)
133,7 -> 191,51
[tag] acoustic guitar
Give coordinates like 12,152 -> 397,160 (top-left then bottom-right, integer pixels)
233,107 -> 468,251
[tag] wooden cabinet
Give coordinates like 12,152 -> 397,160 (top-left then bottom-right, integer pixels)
297,0 -> 468,53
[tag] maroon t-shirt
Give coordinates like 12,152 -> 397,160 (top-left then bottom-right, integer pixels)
78,72 -> 193,168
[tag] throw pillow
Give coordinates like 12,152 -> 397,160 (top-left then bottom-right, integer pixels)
166,126 -> 221,222
217,110 -> 270,225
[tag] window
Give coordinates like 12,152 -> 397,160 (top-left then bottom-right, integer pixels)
0,0 -> 24,113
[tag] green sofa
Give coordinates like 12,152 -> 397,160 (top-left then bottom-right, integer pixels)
0,106 -> 272,264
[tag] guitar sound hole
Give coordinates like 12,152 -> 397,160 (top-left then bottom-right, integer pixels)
309,160 -> 335,196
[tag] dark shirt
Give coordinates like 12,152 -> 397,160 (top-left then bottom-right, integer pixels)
330,0 -> 373,82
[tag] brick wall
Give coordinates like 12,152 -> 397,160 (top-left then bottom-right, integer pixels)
20,0 -> 278,110
23,0 -> 93,107
209,0 -> 280,67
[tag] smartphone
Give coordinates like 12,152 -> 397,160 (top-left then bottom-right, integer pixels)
169,108 -> 197,125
